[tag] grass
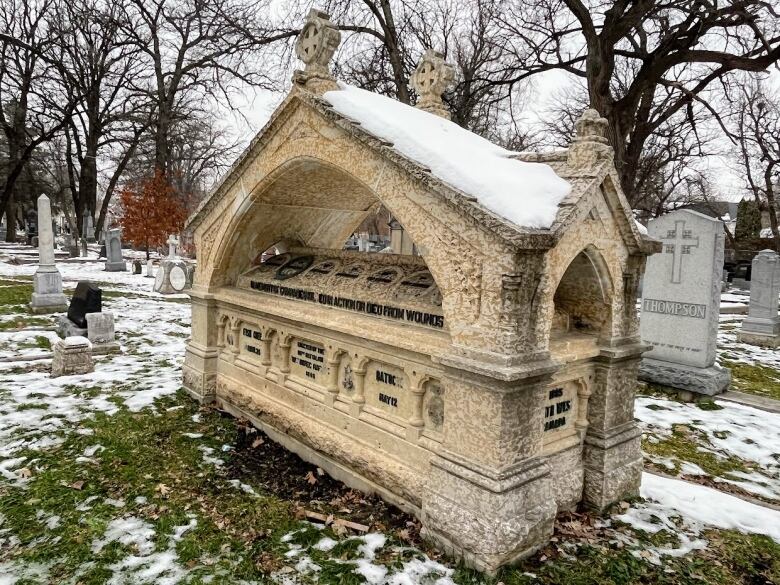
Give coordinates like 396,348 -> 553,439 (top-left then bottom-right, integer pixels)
1,387 -> 778,585
720,359 -> 780,401
642,425 -> 750,477
0,281 -> 33,315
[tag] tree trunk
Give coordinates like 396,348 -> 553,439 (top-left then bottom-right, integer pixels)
4,193 -> 15,242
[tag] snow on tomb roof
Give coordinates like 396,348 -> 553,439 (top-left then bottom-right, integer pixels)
323,83 -> 572,230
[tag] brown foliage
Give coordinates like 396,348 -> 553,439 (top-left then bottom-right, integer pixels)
119,170 -> 186,255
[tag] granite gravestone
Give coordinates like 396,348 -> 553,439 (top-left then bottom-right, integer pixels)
104,228 -> 127,271
30,195 -> 68,314
639,209 -> 730,395
86,312 -> 119,354
145,259 -> 154,278
82,211 -> 95,242
739,250 -> 780,347
67,282 -> 102,328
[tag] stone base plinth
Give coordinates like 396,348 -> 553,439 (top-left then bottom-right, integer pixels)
739,317 -> 780,348
92,341 -> 120,355
421,455 -> 555,574
583,422 -> 642,510
639,358 -> 730,396
31,292 -> 68,314
104,260 -> 127,272
52,336 -> 94,377
31,270 -> 67,313
58,315 -> 87,338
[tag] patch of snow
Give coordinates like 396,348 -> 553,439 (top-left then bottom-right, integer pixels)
198,445 -> 224,467
182,433 -> 203,439
627,473 -> 780,542
324,84 -> 571,229
83,444 -> 104,457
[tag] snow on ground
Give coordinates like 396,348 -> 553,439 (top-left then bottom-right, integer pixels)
278,527 -> 456,585
618,472 -> 780,563
324,83 -> 571,229
2,255 -> 780,583
636,395 -> 780,501
0,264 -> 189,488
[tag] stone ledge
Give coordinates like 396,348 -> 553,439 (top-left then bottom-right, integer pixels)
639,358 -> 730,396
738,330 -> 780,348
431,449 -> 550,493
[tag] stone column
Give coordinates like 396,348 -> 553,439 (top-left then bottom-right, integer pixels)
31,195 -> 68,314
582,344 -> 644,510
739,250 -> 780,347
420,356 -> 559,574
182,292 -> 219,403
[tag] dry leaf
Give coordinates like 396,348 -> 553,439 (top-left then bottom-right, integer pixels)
316,467 -> 325,476
305,471 -> 317,485
156,483 -> 171,495
251,437 -> 264,448
18,467 -> 32,478
69,480 -> 85,490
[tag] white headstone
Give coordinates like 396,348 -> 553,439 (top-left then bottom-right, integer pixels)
167,234 -> 179,259
104,228 -> 127,272
30,195 -> 68,314
639,209 -> 730,395
739,250 -> 780,347
86,312 -> 120,354
145,259 -> 155,278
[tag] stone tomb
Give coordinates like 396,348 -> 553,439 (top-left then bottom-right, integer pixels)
182,11 -> 658,574
639,209 -> 730,395
739,250 -> 780,347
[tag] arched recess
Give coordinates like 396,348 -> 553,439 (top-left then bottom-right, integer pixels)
208,156 -> 442,294
550,246 -> 614,338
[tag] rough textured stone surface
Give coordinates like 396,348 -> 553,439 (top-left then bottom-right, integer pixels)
639,358 -> 731,396
180,19 -> 659,573
51,336 -> 94,377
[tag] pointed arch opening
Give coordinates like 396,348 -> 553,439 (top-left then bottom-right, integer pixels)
551,247 -> 614,338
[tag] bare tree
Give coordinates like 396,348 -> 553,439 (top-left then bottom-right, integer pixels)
51,0 -> 148,237
498,0 -> 780,199
729,77 -> 780,252
118,0 -> 297,176
0,0 -> 75,241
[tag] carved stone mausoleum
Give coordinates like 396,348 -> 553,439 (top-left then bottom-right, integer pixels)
183,9 -> 659,573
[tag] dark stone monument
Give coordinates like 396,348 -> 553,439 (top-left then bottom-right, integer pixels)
132,260 -> 142,274
67,281 -> 102,328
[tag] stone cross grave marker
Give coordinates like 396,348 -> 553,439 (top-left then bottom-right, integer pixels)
640,209 -> 730,395
31,194 -> 68,314
167,234 -> 179,259
739,249 -> 780,347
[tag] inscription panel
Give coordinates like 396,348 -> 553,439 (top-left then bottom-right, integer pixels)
290,338 -> 325,383
365,362 -> 409,420
542,383 -> 577,440
241,326 -> 264,358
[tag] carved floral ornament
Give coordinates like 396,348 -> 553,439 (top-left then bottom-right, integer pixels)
410,49 -> 455,119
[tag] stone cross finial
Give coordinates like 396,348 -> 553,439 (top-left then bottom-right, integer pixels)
567,108 -> 613,170
411,49 -> 455,119
293,9 -> 341,94
167,234 -> 179,259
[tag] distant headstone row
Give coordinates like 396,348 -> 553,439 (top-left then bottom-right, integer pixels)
740,249 -> 780,347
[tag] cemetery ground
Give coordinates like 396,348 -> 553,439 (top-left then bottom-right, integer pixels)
0,258 -> 778,584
